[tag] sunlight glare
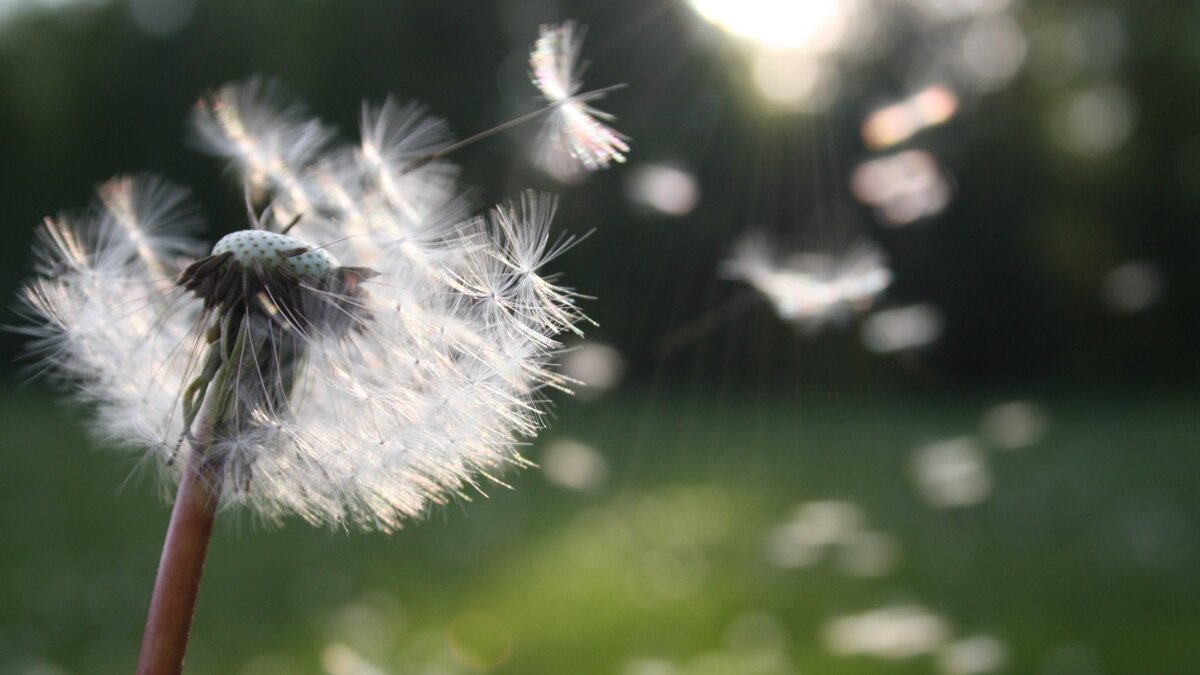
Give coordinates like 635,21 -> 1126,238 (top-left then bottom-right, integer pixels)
688,0 -> 855,52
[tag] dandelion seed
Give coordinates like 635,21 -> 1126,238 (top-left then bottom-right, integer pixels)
530,21 -> 630,170
720,231 -> 892,331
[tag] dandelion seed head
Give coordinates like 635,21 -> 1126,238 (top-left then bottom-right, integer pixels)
20,73 -> 601,531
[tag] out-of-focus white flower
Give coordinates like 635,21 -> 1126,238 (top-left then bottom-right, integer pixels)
1100,260 -> 1163,314
823,604 -> 951,659
624,163 -> 700,216
530,22 -> 630,171
560,341 -> 625,400
979,400 -> 1048,450
861,303 -> 945,353
937,635 -> 1007,675
909,437 -> 992,508
18,81 -> 592,531
541,439 -> 608,492
721,231 -> 892,331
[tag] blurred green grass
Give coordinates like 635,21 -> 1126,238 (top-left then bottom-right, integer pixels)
2,387 -> 1197,674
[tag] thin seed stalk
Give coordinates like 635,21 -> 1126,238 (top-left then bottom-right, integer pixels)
135,455 -> 221,675
136,325 -> 246,674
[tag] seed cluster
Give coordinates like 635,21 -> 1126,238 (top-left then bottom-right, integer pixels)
179,229 -> 374,337
212,230 -> 336,279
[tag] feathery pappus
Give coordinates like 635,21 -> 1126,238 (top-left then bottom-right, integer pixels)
721,232 -> 893,332
530,21 -> 630,171
16,75 -> 602,532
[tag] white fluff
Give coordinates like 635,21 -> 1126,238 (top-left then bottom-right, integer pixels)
19,82 -> 593,532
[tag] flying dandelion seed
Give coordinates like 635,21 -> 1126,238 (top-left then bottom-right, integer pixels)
530,21 -> 630,171
721,231 -> 892,332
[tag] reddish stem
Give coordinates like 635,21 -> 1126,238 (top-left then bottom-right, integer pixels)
136,461 -> 221,675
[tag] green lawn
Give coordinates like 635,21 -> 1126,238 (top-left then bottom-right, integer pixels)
2,387 -> 1197,674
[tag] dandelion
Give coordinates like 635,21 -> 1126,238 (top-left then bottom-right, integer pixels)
530,21 -> 630,170
720,231 -> 892,332
16,24 -> 624,669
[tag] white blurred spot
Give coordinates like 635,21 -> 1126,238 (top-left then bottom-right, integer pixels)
541,439 -> 608,492
130,0 -> 195,37
793,500 -> 865,544
626,163 -> 700,217
851,150 -> 951,226
862,85 -> 960,150
960,15 -> 1027,90
723,233 -> 892,332
561,342 -> 626,400
688,0 -> 858,52
764,500 -> 865,568
980,401 -> 1048,450
823,604 -> 951,659
752,50 -> 841,112
861,303 -> 945,353
764,521 -> 824,569
321,643 -> 387,675
910,437 -> 992,508
938,636 -> 1007,675
1101,260 -> 1163,313
1053,83 -> 1138,157
834,530 -> 902,577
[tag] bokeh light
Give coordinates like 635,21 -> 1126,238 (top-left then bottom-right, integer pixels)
862,85 -> 960,150
541,439 -> 609,492
823,605 -> 951,659
861,303 -> 946,353
1101,260 -> 1164,314
909,437 -> 993,508
851,151 -> 952,226
624,163 -> 700,217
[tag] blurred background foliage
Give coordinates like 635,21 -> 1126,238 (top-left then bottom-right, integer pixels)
1,0 -> 1198,674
